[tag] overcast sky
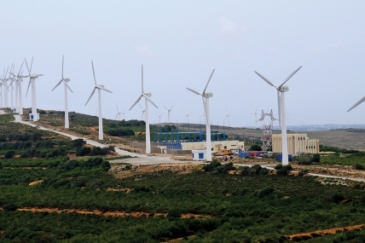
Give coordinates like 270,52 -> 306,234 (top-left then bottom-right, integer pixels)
1,0 -> 365,127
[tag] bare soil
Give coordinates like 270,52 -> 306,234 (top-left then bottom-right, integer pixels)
15,207 -> 210,219
110,163 -> 202,179
287,224 -> 365,241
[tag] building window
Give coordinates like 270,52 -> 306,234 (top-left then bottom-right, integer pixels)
224,146 -> 227,149
199,153 -> 204,159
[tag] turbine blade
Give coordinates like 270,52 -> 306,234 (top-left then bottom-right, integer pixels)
65,82 -> 73,93
116,104 -> 119,112
115,113 -> 119,120
129,95 -> 143,111
99,86 -> 112,93
24,59 -> 30,73
85,87 -> 96,106
91,61 -> 97,85
186,87 -> 202,96
141,65 -> 144,93
348,96 -> 365,112
26,80 -> 32,97
30,57 -> 34,73
279,66 -> 302,88
52,80 -> 63,91
170,106 -> 174,110
144,95 -> 158,109
203,69 -> 215,94
62,55 -> 64,79
254,71 -> 277,87
18,62 -> 24,76
164,105 -> 168,110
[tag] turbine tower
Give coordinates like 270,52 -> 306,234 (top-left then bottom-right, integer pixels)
25,57 -> 43,121
85,61 -> 112,140
1,67 -> 10,108
187,69 -> 215,161
225,105 -> 230,127
52,56 -> 73,128
164,105 -> 174,122
254,66 -> 302,165
129,65 -> 158,154
10,63 -> 27,115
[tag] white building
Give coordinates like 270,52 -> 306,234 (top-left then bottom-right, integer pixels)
181,140 -> 244,154
192,150 -> 206,161
272,134 -> 319,155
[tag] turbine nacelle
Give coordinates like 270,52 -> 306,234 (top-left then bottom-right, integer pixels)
203,92 -> 213,98
144,92 -> 152,97
279,86 -> 289,92
64,78 -> 70,82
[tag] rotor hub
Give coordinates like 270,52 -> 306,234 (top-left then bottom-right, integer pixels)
279,86 -> 289,92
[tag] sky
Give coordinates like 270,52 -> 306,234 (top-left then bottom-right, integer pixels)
0,0 -> 365,128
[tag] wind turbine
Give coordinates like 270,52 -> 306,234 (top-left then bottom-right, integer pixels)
187,69 -> 215,161
25,57 -> 43,121
0,67 -> 10,108
10,63 -> 27,115
52,56 -> 73,128
225,105 -> 230,127
164,105 -> 174,122
250,106 -> 258,128
115,104 -> 124,120
183,109 -> 191,123
157,111 -> 163,124
85,61 -> 112,140
8,65 -> 15,112
129,65 -> 158,154
254,66 -> 302,165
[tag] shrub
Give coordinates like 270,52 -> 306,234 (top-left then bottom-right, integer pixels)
354,163 -> 365,170
76,146 -> 91,156
72,138 -> 86,147
203,160 -> 221,172
256,186 -> 274,198
276,165 -> 293,176
250,144 -> 262,151
322,191 -> 345,203
4,150 -> 15,159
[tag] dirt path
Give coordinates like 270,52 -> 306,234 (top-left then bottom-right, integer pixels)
286,224 -> 365,241
12,207 -> 210,219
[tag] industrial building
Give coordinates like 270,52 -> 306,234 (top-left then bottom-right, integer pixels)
272,134 -> 319,155
181,140 -> 244,153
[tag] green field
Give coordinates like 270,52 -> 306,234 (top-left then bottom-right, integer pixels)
1,113 -> 365,242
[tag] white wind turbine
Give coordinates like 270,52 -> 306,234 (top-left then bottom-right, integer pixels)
129,65 -> 158,154
10,63 -> 27,115
85,61 -> 112,140
0,67 -> 10,108
164,105 -> 174,122
115,104 -> 125,120
183,109 -> 191,123
52,56 -> 73,128
157,111 -> 163,124
255,66 -> 302,165
187,69 -> 215,161
250,106 -> 258,128
25,57 -> 43,121
225,105 -> 231,127
8,65 -> 15,111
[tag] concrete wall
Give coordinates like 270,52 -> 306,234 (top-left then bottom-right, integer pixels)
181,140 -> 244,153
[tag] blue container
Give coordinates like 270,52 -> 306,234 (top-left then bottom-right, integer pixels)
275,154 -> 293,162
239,151 -> 250,158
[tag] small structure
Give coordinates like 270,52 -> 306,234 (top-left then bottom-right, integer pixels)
192,150 -> 206,161
272,134 -> 319,155
181,140 -> 244,154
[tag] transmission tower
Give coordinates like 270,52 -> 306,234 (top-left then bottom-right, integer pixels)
258,109 -> 276,147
